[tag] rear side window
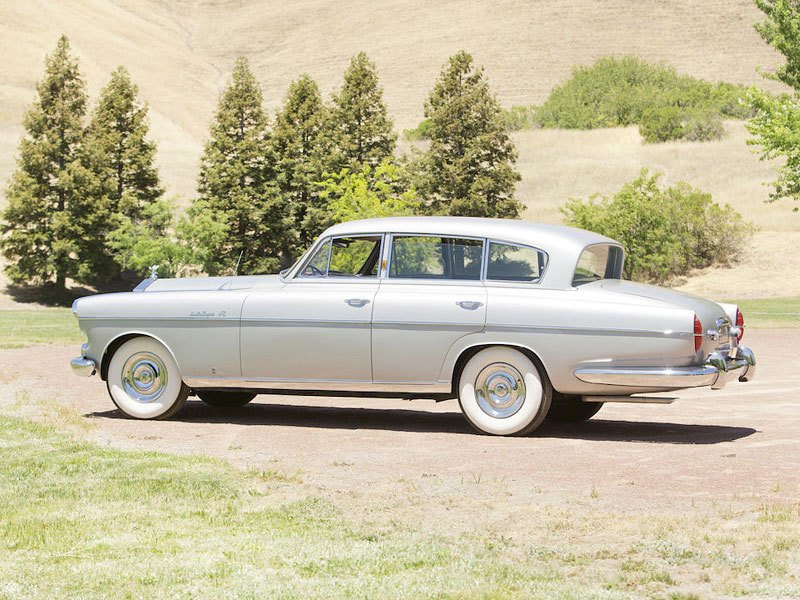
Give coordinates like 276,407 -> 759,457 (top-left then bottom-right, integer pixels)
486,242 -> 547,282
573,244 -> 624,286
390,236 -> 483,280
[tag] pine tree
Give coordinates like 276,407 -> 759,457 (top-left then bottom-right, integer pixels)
414,50 -> 522,218
86,66 -> 163,222
271,75 -> 328,251
0,35 -> 104,290
190,57 -> 293,275
328,52 -> 396,171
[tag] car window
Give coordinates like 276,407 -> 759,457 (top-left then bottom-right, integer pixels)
573,244 -> 623,286
486,242 -> 547,282
390,236 -> 483,280
299,236 -> 382,278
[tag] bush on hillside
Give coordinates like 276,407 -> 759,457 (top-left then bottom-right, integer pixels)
639,106 -> 724,143
535,56 -> 753,142
561,169 -> 754,284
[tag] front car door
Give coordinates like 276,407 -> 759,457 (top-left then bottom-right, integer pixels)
240,234 -> 383,385
371,234 -> 487,386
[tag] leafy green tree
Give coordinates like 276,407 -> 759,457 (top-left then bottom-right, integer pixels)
107,198 -> 184,278
328,52 -> 396,171
562,169 -> 753,283
747,0 -> 800,206
754,0 -> 800,90
190,57 -> 293,275
413,50 -> 522,218
271,75 -> 329,251
318,160 -> 420,227
0,35 -> 106,290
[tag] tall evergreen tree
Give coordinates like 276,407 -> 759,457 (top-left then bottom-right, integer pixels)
328,52 -> 396,171
189,57 -> 293,275
0,35 -> 106,290
414,50 -> 522,218
271,75 -> 328,251
86,66 -> 163,222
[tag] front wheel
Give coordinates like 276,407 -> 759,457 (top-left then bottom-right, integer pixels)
197,391 -> 257,408
457,347 -> 552,436
106,336 -> 189,420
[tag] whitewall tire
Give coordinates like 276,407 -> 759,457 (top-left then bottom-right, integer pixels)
458,347 -> 551,436
106,336 -> 189,420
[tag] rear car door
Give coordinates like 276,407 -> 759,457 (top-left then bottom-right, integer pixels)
371,235 -> 487,385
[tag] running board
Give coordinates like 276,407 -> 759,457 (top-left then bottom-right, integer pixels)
582,395 -> 677,404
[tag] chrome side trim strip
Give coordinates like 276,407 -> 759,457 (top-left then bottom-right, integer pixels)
79,316 -> 240,322
488,324 -> 692,339
183,376 -> 451,394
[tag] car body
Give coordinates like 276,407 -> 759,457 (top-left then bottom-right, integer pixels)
70,216 -> 756,435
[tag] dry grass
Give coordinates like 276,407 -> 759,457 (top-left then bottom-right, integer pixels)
0,0 -> 791,202
0,0 -> 797,300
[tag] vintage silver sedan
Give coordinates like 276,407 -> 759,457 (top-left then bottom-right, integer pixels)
70,217 -> 756,436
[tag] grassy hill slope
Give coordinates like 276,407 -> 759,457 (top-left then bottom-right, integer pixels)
0,0 -> 797,302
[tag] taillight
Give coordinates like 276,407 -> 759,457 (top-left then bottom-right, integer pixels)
736,308 -> 744,343
693,314 -> 703,353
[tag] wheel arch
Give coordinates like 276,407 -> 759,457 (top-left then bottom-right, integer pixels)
449,343 -> 553,397
99,331 -> 180,382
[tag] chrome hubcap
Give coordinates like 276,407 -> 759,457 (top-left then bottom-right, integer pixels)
475,362 -> 526,419
122,352 -> 168,403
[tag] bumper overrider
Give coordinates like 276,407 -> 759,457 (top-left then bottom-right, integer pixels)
70,344 -> 96,378
574,346 -> 756,391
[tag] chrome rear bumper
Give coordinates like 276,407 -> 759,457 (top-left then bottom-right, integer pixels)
70,357 -> 96,377
574,346 -> 756,391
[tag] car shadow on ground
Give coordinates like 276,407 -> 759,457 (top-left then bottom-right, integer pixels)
87,400 -> 758,444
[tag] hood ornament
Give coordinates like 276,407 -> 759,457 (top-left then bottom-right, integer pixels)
149,265 -> 160,280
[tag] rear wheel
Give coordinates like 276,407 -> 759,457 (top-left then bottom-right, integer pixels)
197,391 -> 257,408
546,393 -> 604,423
106,337 -> 189,420
457,347 -> 552,436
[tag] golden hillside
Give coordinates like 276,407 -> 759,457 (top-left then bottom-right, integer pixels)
0,0 -> 797,299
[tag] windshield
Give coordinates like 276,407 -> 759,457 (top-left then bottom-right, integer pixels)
573,244 -> 623,286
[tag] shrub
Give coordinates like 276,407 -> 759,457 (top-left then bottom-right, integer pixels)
639,107 -> 724,143
403,118 -> 432,141
561,169 -> 754,284
535,56 -> 753,142
503,105 -> 539,131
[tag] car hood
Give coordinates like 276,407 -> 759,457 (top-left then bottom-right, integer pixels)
141,274 -> 282,293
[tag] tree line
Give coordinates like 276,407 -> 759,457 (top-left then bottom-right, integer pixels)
0,37 -> 520,289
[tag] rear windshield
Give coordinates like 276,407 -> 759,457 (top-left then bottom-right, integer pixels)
573,244 -> 624,286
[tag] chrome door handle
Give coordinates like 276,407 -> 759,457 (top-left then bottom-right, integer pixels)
345,298 -> 370,307
456,300 -> 483,310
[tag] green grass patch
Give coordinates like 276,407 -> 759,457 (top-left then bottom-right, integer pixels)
1,414 -> 799,597
0,309 -> 83,349
724,298 -> 800,328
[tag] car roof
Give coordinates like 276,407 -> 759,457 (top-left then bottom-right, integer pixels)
323,216 -> 619,252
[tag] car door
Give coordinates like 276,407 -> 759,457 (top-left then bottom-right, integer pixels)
240,235 -> 382,384
371,234 -> 487,385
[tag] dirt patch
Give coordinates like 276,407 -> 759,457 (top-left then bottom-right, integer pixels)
1,329 -> 798,538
